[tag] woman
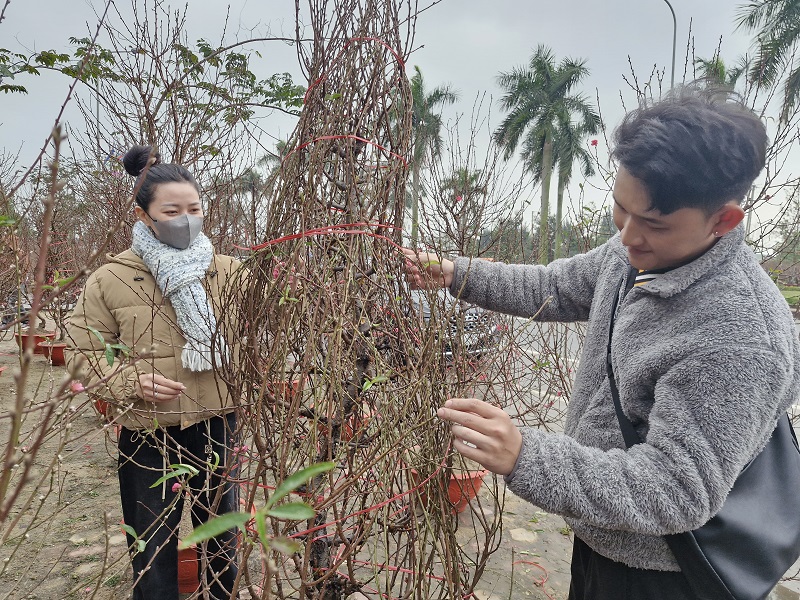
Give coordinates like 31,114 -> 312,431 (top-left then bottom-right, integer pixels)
67,146 -> 242,600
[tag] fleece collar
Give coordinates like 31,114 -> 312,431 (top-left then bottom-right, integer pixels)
609,224 -> 745,298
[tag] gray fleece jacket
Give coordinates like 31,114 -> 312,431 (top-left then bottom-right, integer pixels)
450,225 -> 800,571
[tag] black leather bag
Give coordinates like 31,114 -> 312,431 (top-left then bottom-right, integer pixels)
606,276 -> 800,600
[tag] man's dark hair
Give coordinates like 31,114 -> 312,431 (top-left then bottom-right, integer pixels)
612,88 -> 767,214
122,145 -> 199,211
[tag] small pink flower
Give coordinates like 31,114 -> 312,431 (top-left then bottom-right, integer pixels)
171,482 -> 181,493
70,381 -> 85,393
455,195 -> 463,202
233,445 -> 250,457
591,139 -> 598,147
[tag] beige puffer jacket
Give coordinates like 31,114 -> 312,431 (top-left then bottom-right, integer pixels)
66,249 -> 243,430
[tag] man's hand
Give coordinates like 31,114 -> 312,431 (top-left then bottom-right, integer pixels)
437,398 -> 523,476
135,373 -> 185,403
401,248 -> 455,290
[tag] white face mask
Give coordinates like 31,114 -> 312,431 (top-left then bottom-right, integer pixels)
148,214 -> 204,250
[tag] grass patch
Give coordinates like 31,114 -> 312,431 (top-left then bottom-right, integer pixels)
780,289 -> 800,305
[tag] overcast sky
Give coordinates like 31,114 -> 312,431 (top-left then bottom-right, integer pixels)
1,0 -> 756,212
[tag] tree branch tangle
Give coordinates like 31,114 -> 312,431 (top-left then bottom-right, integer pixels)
224,2 -> 502,599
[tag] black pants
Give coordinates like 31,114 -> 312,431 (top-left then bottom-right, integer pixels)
118,413 -> 239,600
568,537 -> 696,600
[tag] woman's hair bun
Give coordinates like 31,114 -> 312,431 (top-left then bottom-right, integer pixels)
122,145 -> 162,177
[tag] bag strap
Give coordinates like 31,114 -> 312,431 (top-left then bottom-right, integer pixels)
606,269 -> 642,448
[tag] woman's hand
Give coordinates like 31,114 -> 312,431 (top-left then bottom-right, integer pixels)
401,248 -> 455,290
135,373 -> 186,403
437,398 -> 523,476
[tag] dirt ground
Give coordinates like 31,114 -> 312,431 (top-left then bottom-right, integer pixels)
0,329 -> 576,600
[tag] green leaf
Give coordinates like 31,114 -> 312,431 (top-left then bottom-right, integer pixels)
255,510 -> 267,545
270,536 -> 302,555
136,539 -> 146,553
120,524 -> 137,538
266,502 -> 316,520
179,512 -> 251,548
149,464 -> 200,488
55,275 -> 77,287
0,215 -> 16,227
421,260 -> 441,268
104,344 -> 115,367
267,462 -> 335,508
362,374 -> 389,392
87,326 -> 105,345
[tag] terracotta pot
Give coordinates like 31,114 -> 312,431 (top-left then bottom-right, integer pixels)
446,470 -> 488,513
315,406 -> 373,442
177,545 -> 200,594
409,468 -> 488,514
37,341 -> 67,366
14,331 -> 56,354
267,377 -> 304,402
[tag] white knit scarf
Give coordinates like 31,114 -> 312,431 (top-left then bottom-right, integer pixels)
131,220 -> 226,371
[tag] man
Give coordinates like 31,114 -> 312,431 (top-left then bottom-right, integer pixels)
403,89 -> 800,599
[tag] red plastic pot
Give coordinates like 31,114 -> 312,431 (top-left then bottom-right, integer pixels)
315,406 -> 373,442
177,545 -> 199,594
267,377 -> 305,402
37,341 -> 67,366
446,470 -> 489,513
14,331 -> 56,354
409,468 -> 488,514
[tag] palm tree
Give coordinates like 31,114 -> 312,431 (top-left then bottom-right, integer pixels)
439,168 -> 488,254
736,0 -> 800,119
235,168 -> 265,244
409,66 -> 459,247
524,122 -> 597,259
694,55 -> 748,91
257,139 -> 289,199
495,45 -> 599,263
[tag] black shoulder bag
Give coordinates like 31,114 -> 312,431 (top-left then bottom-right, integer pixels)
606,274 -> 800,600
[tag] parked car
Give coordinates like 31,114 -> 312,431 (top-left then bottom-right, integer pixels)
409,289 -> 502,360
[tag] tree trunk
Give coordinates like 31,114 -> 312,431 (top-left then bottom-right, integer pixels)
410,161 -> 420,248
554,171 -> 565,260
538,131 -> 554,264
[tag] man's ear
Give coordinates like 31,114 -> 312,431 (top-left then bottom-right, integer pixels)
712,203 -> 745,236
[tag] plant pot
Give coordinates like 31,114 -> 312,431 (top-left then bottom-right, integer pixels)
446,470 -> 489,513
37,341 -> 67,366
409,467 -> 488,514
311,402 -> 372,443
15,330 -> 56,354
267,377 -> 304,402
177,544 -> 200,594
